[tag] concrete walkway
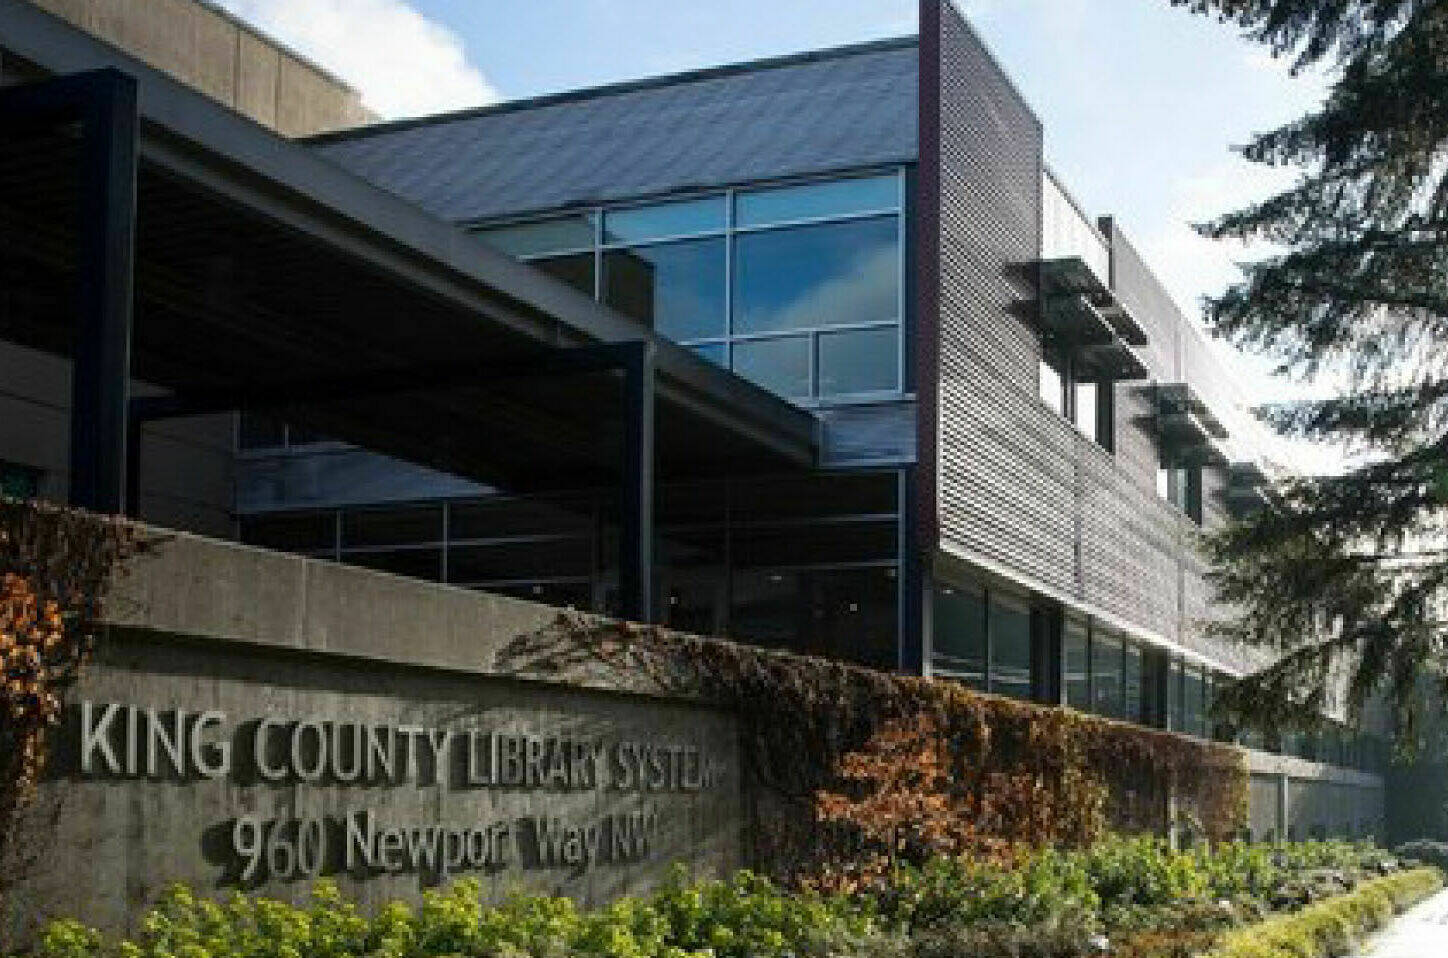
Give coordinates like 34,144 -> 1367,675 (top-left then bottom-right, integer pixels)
1353,887 -> 1448,956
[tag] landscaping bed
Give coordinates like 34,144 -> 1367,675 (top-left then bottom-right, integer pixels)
20,838 -> 1437,957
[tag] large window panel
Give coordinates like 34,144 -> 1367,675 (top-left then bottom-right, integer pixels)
1184,666 -> 1207,738
819,326 -> 899,395
933,582 -> 986,690
1075,381 -> 1098,443
477,213 -> 596,257
735,173 -> 898,227
733,336 -> 811,398
732,216 -> 899,335
1124,642 -> 1144,723
990,593 -> 1032,700
602,237 -> 725,340
1064,618 -> 1090,709
1091,630 -> 1124,719
602,196 -> 725,244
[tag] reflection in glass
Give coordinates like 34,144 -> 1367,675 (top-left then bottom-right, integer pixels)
735,173 -> 898,227
1184,667 -> 1206,737
690,343 -> 726,366
819,326 -> 899,395
733,336 -> 810,398
733,216 -> 899,334
1064,618 -> 1090,709
476,213 -> 596,257
1124,643 -> 1143,722
933,582 -> 986,689
602,196 -> 725,244
990,593 -> 1032,700
602,238 -> 725,340
1092,630 -> 1123,718
1170,659 -> 1187,732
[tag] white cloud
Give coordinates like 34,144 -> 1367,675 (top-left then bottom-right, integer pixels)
215,0 -> 498,119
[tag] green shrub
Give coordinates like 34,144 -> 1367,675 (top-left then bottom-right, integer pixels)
24,838 -> 1415,958
1395,838 -> 1448,871
29,869 -> 883,958
1203,866 -> 1443,958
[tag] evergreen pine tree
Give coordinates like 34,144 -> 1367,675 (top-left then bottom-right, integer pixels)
1171,0 -> 1448,745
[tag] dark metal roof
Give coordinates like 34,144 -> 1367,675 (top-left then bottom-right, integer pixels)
308,38 -> 921,224
0,0 -> 817,492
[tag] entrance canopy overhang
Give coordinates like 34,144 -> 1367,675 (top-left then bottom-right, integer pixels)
0,0 -> 818,621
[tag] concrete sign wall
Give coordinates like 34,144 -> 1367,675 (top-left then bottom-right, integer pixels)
2,534 -> 742,943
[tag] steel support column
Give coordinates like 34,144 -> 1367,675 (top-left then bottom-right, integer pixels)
617,340 -> 655,623
1,69 -> 139,514
71,73 -> 138,514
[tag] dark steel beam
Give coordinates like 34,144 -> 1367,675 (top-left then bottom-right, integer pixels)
126,341 -> 650,421
71,71 -> 138,514
617,341 -> 655,624
1,69 -> 138,514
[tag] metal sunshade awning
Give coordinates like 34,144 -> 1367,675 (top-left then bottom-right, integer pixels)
1039,255 -> 1149,347
1225,460 -> 1272,513
1156,384 -> 1229,466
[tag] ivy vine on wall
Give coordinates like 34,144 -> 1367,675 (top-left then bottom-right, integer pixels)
0,498 -> 139,894
528,613 -> 1249,890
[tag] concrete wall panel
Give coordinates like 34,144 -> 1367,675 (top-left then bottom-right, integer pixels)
3,533 -> 743,944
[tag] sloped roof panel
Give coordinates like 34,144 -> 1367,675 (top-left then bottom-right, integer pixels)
311,40 -> 920,223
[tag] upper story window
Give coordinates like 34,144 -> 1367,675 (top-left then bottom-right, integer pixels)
1039,348 -> 1114,452
1157,462 -> 1203,524
238,412 -> 331,451
474,170 -> 905,403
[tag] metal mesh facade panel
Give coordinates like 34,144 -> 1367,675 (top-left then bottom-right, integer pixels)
922,2 -> 1265,670
930,1 -> 1082,593
1102,218 -> 1178,381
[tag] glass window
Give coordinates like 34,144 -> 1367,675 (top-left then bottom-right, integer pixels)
733,336 -> 810,398
240,511 -> 335,552
933,582 -> 986,689
1183,666 -> 1206,737
602,238 -> 725,340
818,326 -> 899,395
1170,659 -> 1187,732
691,343 -> 726,366
529,253 -> 596,296
0,461 -> 39,500
1040,353 -> 1065,415
602,196 -> 725,244
1064,618 -> 1090,709
477,213 -> 597,257
343,506 -> 443,548
238,412 -> 286,450
1075,381 -> 1098,443
733,216 -> 899,334
1124,643 -> 1143,723
735,173 -> 898,227
1092,630 -> 1123,718
990,593 -> 1032,700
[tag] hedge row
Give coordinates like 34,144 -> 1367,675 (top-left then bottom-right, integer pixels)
548,614 -> 1250,889
1204,866 -> 1443,958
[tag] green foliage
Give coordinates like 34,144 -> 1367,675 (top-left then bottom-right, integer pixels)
1204,866 -> 1443,958
23,839 -> 1416,958
29,870 -> 880,958
1170,1 -> 1448,739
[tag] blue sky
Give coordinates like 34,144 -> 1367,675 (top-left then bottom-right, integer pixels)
217,0 -> 1338,468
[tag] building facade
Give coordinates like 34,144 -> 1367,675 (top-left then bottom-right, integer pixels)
0,0 -> 1383,838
